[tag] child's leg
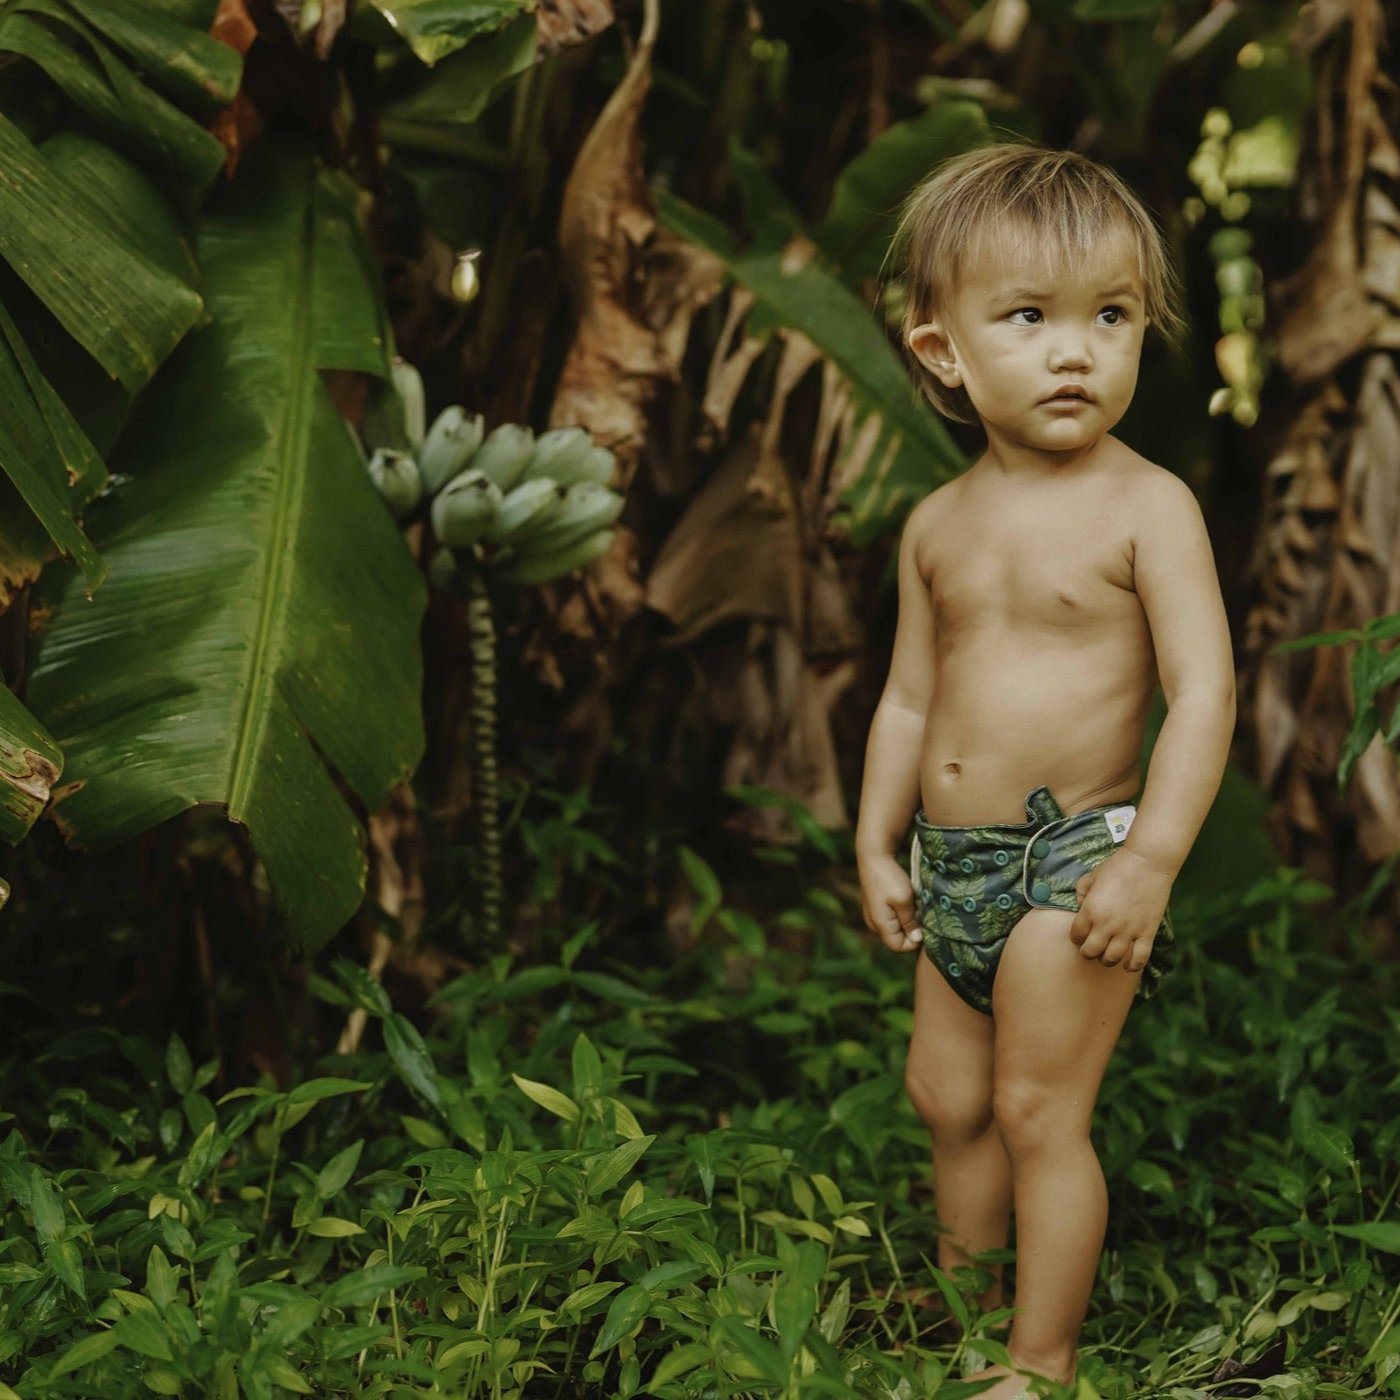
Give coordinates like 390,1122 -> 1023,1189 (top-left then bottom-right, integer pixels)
988,906 -> 1141,1384
905,953 -> 1012,1314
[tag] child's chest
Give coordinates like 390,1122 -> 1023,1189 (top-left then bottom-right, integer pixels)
926,498 -> 1140,634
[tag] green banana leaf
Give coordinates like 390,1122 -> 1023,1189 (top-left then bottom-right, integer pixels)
0,1 -> 233,191
0,681 -> 63,848
0,2 -> 230,590
357,0 -> 530,66
26,136 -> 425,953
378,10 -> 537,124
0,121 -> 207,599
813,99 -> 989,284
654,188 -> 966,546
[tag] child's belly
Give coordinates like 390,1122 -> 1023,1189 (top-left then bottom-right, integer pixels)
918,631 -> 1154,826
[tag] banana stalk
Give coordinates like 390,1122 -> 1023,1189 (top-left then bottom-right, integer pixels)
461,557 -> 502,946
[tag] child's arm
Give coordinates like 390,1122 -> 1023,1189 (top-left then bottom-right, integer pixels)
856,498 -> 938,953
1120,471 -> 1237,879
1070,471 -> 1236,971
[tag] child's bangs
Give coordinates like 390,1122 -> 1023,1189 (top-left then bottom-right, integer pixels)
963,207 -> 1146,290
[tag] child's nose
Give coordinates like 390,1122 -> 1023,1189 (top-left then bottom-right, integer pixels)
1049,341 -> 1093,372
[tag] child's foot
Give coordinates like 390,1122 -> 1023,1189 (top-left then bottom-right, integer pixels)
961,1363 -> 1034,1400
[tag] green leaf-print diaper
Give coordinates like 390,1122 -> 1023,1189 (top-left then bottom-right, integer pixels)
908,785 -> 1176,1017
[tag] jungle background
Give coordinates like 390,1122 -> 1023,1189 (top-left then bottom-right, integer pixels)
0,0 -> 1397,1395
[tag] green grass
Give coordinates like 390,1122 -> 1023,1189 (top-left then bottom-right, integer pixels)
0,830 -> 1396,1398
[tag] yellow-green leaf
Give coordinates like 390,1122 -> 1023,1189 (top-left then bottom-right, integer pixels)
511,1073 -> 579,1122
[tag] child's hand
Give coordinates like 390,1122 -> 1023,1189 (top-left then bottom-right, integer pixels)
1068,849 -> 1172,972
858,855 -> 925,954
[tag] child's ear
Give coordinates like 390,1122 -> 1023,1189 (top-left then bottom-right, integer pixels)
906,321 -> 962,388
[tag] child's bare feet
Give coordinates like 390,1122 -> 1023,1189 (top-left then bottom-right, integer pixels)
961,1364 -> 1034,1400
963,1353 -> 1074,1399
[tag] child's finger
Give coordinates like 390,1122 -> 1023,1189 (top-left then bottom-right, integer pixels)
881,908 -> 921,952
1124,936 -> 1153,973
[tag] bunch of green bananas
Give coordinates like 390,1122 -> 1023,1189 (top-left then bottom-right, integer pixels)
363,358 -> 624,589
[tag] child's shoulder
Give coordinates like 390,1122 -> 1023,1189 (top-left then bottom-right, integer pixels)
900,478 -> 961,568
906,475 -> 963,529
1107,440 -> 1203,516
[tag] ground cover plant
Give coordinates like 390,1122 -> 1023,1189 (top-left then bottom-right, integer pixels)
0,793 -> 1395,1399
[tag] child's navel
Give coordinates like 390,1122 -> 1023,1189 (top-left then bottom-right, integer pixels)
943,761 -> 961,776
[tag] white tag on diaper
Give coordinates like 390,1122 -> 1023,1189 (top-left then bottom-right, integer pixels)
1103,805 -> 1136,843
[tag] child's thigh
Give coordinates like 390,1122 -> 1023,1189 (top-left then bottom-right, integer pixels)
905,952 -> 997,1132
990,908 -> 1138,1126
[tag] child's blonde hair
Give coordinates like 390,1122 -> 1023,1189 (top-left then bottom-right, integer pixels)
885,137 -> 1189,425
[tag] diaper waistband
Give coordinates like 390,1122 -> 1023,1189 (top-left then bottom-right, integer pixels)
914,784 -> 1063,831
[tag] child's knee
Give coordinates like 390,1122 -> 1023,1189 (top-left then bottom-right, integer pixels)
991,1078 -> 1081,1152
904,1060 -> 994,1141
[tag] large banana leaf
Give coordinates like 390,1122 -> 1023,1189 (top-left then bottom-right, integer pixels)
813,100 -> 990,283
0,681 -> 63,847
0,0 -> 236,188
27,135 -> 425,953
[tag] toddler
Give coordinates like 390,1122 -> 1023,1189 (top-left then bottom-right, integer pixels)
855,141 -> 1236,1398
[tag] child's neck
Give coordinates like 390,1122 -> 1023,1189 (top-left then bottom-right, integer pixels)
977,424 -> 1114,481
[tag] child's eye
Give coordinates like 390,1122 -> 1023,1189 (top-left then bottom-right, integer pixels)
1099,305 -> 1129,325
1007,307 -> 1042,325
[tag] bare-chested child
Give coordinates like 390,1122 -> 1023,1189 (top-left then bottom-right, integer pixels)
855,143 -> 1236,1397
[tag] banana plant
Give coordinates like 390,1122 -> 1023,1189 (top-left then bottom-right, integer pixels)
360,363 -> 623,945
25,135 -> 425,954
652,103 -> 987,546
0,1 -> 239,846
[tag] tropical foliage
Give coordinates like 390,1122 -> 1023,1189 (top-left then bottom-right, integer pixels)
1,794 -> 1397,1396
0,0 -> 1396,1395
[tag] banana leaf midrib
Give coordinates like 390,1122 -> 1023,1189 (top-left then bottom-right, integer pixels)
227,195 -> 315,821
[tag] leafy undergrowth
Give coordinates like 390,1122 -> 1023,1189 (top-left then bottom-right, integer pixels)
0,847 -> 1397,1399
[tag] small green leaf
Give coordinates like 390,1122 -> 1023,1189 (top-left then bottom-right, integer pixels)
165,1035 -> 193,1095
285,1077 -> 374,1107
584,1136 -> 654,1197
929,1266 -> 969,1331
773,1240 -> 823,1361
146,1246 -> 178,1309
322,1265 -> 426,1310
1127,1159 -> 1175,1196
710,1313 -> 787,1385
677,845 -> 723,932
571,1032 -> 605,1102
385,1014 -> 442,1112
306,1217 -> 364,1238
605,1096 -> 644,1138
45,1239 -> 85,1300
114,1309 -> 173,1360
558,1280 -> 624,1316
649,1342 -> 711,1387
316,1140 -> 365,1198
512,1072 -> 579,1122
810,1173 -> 843,1215
590,1283 -> 652,1356
400,1115 -> 447,1148
262,1355 -> 313,1393
28,1167 -> 64,1244
1363,1324 -> 1400,1366
178,1121 -> 219,1190
1303,1123 -> 1356,1176
1333,1221 -> 1400,1253
47,1328 -> 119,1376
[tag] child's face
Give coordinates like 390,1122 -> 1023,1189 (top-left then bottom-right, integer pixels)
909,223 -> 1148,452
